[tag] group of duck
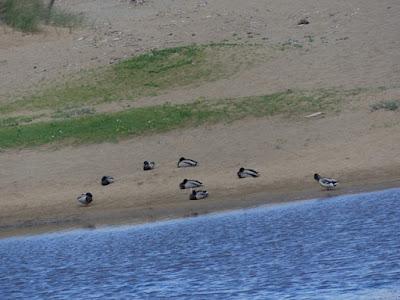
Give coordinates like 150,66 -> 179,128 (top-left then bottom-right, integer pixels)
77,156 -> 337,206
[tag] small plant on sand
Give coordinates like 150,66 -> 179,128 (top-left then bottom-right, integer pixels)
0,0 -> 83,32
370,100 -> 400,112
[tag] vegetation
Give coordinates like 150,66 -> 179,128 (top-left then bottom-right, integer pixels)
370,100 -> 400,112
0,40 -> 370,150
0,0 -> 83,32
0,90 -> 343,149
1,44 -> 266,114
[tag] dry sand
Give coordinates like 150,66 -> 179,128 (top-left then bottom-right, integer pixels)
0,0 -> 399,237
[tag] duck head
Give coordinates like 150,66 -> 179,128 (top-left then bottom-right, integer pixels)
85,192 -> 93,203
314,173 -> 321,181
179,179 -> 188,189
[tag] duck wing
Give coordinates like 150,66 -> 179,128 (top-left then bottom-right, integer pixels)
320,178 -> 337,185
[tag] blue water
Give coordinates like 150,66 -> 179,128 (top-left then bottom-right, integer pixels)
1,189 -> 400,300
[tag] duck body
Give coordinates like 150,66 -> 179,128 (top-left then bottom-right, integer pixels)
179,179 -> 203,189
77,192 -> 93,206
143,161 -> 155,171
101,176 -> 114,186
237,167 -> 259,178
177,157 -> 198,168
314,173 -> 337,189
190,190 -> 209,200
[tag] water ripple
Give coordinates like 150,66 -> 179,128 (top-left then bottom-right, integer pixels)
1,189 -> 400,299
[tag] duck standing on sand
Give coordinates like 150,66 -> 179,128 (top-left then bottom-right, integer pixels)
190,190 -> 209,200
314,173 -> 338,190
177,157 -> 198,168
143,161 -> 155,171
101,176 -> 114,186
179,179 -> 203,189
77,192 -> 93,206
237,167 -> 260,178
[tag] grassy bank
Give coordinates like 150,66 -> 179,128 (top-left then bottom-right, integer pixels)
0,90 -> 342,149
0,0 -> 83,32
1,44 -> 269,115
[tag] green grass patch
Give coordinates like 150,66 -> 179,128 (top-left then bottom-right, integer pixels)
0,90 -> 342,149
0,115 -> 34,127
370,99 -> 400,112
52,107 -> 95,119
1,0 -> 44,32
0,0 -> 83,32
0,44 -> 268,115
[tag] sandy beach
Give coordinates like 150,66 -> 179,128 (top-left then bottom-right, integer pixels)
1,110 -> 400,238
0,0 -> 399,237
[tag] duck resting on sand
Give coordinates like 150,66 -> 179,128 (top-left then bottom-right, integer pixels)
314,173 -> 338,190
143,161 -> 155,171
177,157 -> 198,168
237,167 -> 260,178
189,190 -> 209,200
101,176 -> 114,186
179,179 -> 203,189
77,192 -> 93,206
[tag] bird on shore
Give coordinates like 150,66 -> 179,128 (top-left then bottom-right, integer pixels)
77,192 -> 93,206
179,179 -> 203,189
189,190 -> 209,200
237,167 -> 260,178
314,173 -> 338,190
101,176 -> 114,186
143,161 -> 155,171
177,157 -> 198,168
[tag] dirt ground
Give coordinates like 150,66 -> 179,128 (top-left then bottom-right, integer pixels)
0,0 -> 399,236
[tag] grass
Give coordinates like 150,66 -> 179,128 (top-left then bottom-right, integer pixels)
370,100 -> 400,112
0,115 -> 34,127
52,107 -> 95,119
0,0 -> 83,32
0,44 -> 265,114
0,90 -> 342,149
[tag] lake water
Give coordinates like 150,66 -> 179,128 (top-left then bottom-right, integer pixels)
1,189 -> 400,299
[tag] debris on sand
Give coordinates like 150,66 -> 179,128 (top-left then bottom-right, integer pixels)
304,112 -> 324,118
297,18 -> 310,25
131,0 -> 145,5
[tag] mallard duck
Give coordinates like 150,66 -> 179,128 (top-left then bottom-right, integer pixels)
179,179 -> 203,189
237,167 -> 259,178
77,192 -> 93,206
189,190 -> 209,200
177,157 -> 198,168
143,161 -> 155,171
314,173 -> 338,190
101,176 -> 114,186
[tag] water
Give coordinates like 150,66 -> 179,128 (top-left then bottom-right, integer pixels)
1,189 -> 400,300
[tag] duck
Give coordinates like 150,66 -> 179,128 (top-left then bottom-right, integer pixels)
143,161 -> 155,171
77,192 -> 93,206
314,173 -> 338,190
179,179 -> 203,189
177,157 -> 198,168
101,176 -> 114,186
189,190 -> 209,200
237,167 -> 260,178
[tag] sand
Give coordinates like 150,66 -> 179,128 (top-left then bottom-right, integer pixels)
0,0 -> 399,237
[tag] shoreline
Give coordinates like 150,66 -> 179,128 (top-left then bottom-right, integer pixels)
1,171 -> 399,239
1,111 -> 400,239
